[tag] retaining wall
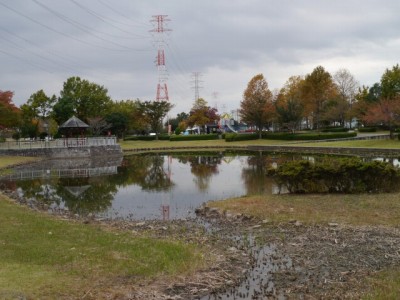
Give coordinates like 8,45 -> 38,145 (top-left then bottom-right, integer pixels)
0,145 -> 122,158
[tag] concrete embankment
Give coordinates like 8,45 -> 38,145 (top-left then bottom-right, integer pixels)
0,145 -> 122,158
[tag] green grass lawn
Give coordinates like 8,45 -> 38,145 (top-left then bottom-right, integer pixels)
300,138 -> 400,148
0,156 -> 39,169
0,195 -> 205,299
120,138 -> 292,151
119,136 -> 400,151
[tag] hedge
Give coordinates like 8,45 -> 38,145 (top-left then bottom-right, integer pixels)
358,127 -> 377,132
170,134 -> 219,141
225,133 -> 259,142
124,134 -> 170,141
262,132 -> 357,140
321,127 -> 349,133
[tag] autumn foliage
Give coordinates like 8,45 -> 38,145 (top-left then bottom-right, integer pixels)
240,74 -> 275,137
0,90 -> 20,129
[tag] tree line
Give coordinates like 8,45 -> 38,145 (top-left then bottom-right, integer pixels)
0,63 -> 399,140
241,64 -> 400,138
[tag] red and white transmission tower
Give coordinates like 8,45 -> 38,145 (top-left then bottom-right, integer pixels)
150,15 -> 171,101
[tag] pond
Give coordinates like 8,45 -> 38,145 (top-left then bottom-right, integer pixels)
0,152 -> 397,220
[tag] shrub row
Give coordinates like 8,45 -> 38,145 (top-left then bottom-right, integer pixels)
358,127 -> 377,132
170,134 -> 219,141
268,158 -> 400,194
225,133 -> 259,142
321,127 -> 349,133
261,132 -> 357,140
124,134 -> 170,141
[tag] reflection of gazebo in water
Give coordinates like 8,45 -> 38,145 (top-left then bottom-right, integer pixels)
59,116 -> 89,137
64,185 -> 91,197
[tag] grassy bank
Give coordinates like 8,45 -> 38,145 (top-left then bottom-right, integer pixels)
207,193 -> 400,226
119,137 -> 400,151
300,138 -> 400,148
0,156 -> 39,169
0,195 -> 205,299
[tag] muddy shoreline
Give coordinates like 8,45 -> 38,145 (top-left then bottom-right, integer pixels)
2,187 -> 400,299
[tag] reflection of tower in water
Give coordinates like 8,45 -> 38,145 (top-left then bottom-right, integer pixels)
161,155 -> 172,220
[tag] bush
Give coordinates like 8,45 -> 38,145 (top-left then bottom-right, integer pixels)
174,128 -> 182,135
358,127 -> 377,132
124,134 -> 170,141
39,132 -> 48,140
262,132 -> 357,140
321,127 -> 349,133
268,158 -> 400,193
225,133 -> 259,142
12,132 -> 20,140
170,134 -> 219,141
0,136 -> 5,143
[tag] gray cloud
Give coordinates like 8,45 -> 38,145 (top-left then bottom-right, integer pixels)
1,0 -> 399,115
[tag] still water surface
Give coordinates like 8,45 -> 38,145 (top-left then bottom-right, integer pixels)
0,153 -> 290,220
1,152 -> 394,220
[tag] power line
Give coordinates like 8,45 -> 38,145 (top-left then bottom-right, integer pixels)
69,0 -> 148,38
96,0 -> 149,28
0,48 -> 54,74
0,32 -> 77,73
0,1 -> 144,52
31,0 -> 139,51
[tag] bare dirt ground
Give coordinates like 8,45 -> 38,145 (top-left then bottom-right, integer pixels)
3,189 -> 400,299
58,207 -> 400,299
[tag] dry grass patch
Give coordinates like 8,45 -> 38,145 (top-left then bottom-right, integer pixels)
208,193 -> 400,226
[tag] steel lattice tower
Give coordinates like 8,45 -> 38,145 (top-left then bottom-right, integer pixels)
150,15 -> 171,101
191,72 -> 203,101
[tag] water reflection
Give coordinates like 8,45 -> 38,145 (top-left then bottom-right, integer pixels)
1,153 -> 397,220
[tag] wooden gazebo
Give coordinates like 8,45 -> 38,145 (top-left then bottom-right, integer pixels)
59,116 -> 89,137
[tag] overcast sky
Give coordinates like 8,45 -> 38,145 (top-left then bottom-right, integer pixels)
1,0 -> 399,116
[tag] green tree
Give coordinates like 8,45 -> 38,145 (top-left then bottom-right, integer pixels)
239,74 -> 274,138
53,76 -> 112,124
351,86 -> 374,127
25,89 -> 56,119
381,64 -> 400,99
21,90 -> 57,137
166,112 -> 189,132
109,100 -> 146,135
105,112 -> 129,138
138,100 -> 173,140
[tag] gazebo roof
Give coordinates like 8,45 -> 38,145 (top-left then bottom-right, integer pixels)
59,116 -> 89,128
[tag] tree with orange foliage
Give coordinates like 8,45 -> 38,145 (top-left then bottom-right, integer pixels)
301,66 -> 338,129
275,76 -> 304,133
362,97 -> 400,138
362,64 -> 400,138
240,74 -> 275,138
0,90 -> 20,129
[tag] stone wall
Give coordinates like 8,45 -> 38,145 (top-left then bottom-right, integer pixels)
0,145 -> 122,158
